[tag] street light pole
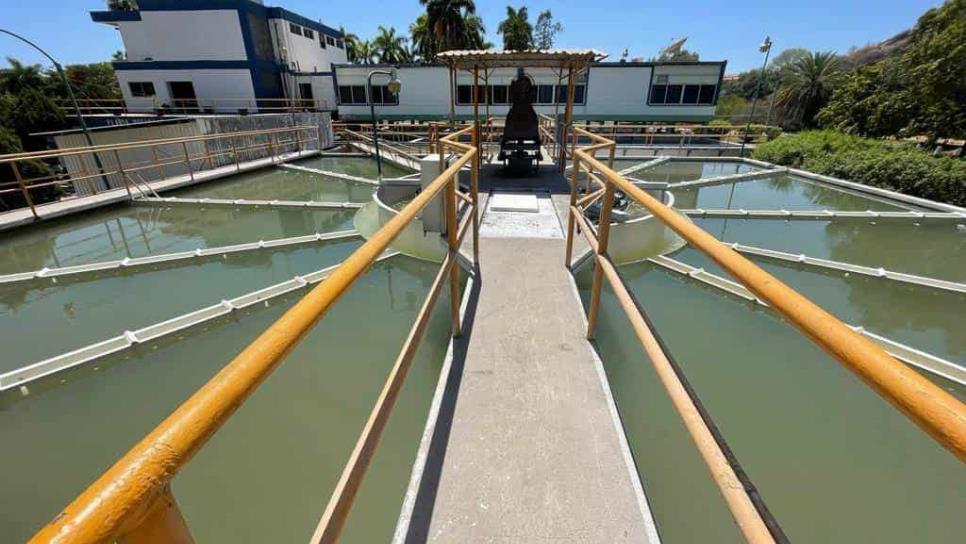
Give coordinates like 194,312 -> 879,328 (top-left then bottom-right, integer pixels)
366,68 -> 401,179
1,28 -> 110,190
739,36 -> 773,159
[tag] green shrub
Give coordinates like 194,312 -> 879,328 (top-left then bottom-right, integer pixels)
753,130 -> 966,206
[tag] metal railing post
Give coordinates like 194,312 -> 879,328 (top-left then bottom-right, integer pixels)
113,149 -> 134,200
269,133 -> 277,164
10,161 -> 38,219
151,145 -> 165,181
586,182 -> 615,339
117,486 -> 194,544
181,142 -> 194,182
230,135 -> 240,172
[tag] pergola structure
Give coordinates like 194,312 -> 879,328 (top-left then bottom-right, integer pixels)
436,49 -> 607,172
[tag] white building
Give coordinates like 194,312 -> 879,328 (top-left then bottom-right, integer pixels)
91,0 -> 347,113
333,61 -> 726,123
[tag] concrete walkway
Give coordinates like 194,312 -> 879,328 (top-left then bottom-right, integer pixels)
397,176 -> 659,542
0,149 -> 319,232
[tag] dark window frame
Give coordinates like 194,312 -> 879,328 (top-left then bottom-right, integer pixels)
682,84 -> 701,105
698,84 -> 717,105
129,81 -> 156,97
338,85 -> 368,105
302,28 -> 314,40
289,23 -> 302,36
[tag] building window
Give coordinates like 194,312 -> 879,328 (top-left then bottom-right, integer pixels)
649,84 -> 667,104
665,84 -> 683,104
553,84 -> 586,104
129,81 -> 155,97
289,23 -> 302,36
536,84 -> 554,104
370,85 -> 399,105
490,85 -> 508,105
698,84 -> 717,105
339,85 -> 367,105
336,39 -> 344,49
326,36 -> 336,47
319,36 -> 327,49
298,83 -> 314,100
682,84 -> 701,104
303,28 -> 314,40
456,85 -> 472,105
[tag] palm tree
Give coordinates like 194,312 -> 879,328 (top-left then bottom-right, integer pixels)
497,6 -> 533,51
420,0 -> 478,52
339,25 -> 361,63
410,14 -> 438,60
0,58 -> 44,94
400,42 -> 420,63
775,51 -> 844,128
354,40 -> 376,65
463,14 -> 488,50
373,26 -> 408,64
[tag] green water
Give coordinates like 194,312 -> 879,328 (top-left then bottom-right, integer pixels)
0,257 -> 456,543
294,156 -> 414,178
0,240 -> 361,371
670,246 -> 966,366
672,175 -> 911,211
575,261 -> 966,543
694,217 -> 966,282
173,167 -> 375,203
0,205 -> 356,275
634,160 -> 759,183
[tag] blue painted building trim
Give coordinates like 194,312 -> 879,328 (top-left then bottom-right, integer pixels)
90,10 -> 142,22
265,8 -> 342,38
113,60 -> 261,70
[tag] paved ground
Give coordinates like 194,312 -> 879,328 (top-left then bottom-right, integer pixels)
396,175 -> 658,542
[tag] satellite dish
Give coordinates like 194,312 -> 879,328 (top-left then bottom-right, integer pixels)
662,37 -> 688,56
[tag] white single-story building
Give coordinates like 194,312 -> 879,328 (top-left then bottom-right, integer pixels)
91,0 -> 347,113
333,61 -> 726,122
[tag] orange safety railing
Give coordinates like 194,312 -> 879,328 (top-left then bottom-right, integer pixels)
566,126 -> 966,543
28,125 -> 480,544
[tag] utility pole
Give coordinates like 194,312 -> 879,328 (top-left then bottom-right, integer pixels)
739,36 -> 773,159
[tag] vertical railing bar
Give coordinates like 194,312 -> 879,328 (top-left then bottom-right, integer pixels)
10,161 -> 38,219
446,170 -> 462,337
113,149 -> 134,200
181,142 -> 194,182
585,182 -> 615,339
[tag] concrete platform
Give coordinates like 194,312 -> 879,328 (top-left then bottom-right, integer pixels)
395,184 -> 659,541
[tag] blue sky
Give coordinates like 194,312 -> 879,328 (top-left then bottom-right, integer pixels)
0,0 -> 945,73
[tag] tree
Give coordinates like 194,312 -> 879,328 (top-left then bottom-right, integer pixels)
354,40 -> 376,65
410,14 -> 438,60
817,59 -> 918,137
463,14 -> 489,49
107,0 -> 138,10
900,0 -> 966,138
534,10 -> 562,50
497,6 -> 533,51
658,48 -> 699,61
373,26 -> 407,64
0,58 -> 44,94
420,0 -> 479,52
339,25 -> 361,63
774,51 -> 844,129
769,48 -> 808,71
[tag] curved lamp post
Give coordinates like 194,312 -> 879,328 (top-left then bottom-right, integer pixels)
367,68 -> 401,179
739,36 -> 773,159
1,28 -> 110,191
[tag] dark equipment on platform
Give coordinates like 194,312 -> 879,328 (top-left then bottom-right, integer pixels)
499,70 -> 543,175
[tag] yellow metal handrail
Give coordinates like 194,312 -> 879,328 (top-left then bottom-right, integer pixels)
29,126 -> 479,543
566,126 -> 966,541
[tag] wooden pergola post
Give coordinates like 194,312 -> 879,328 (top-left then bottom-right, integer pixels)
473,64 -> 481,169
559,65 -> 577,172
448,64 -> 456,127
